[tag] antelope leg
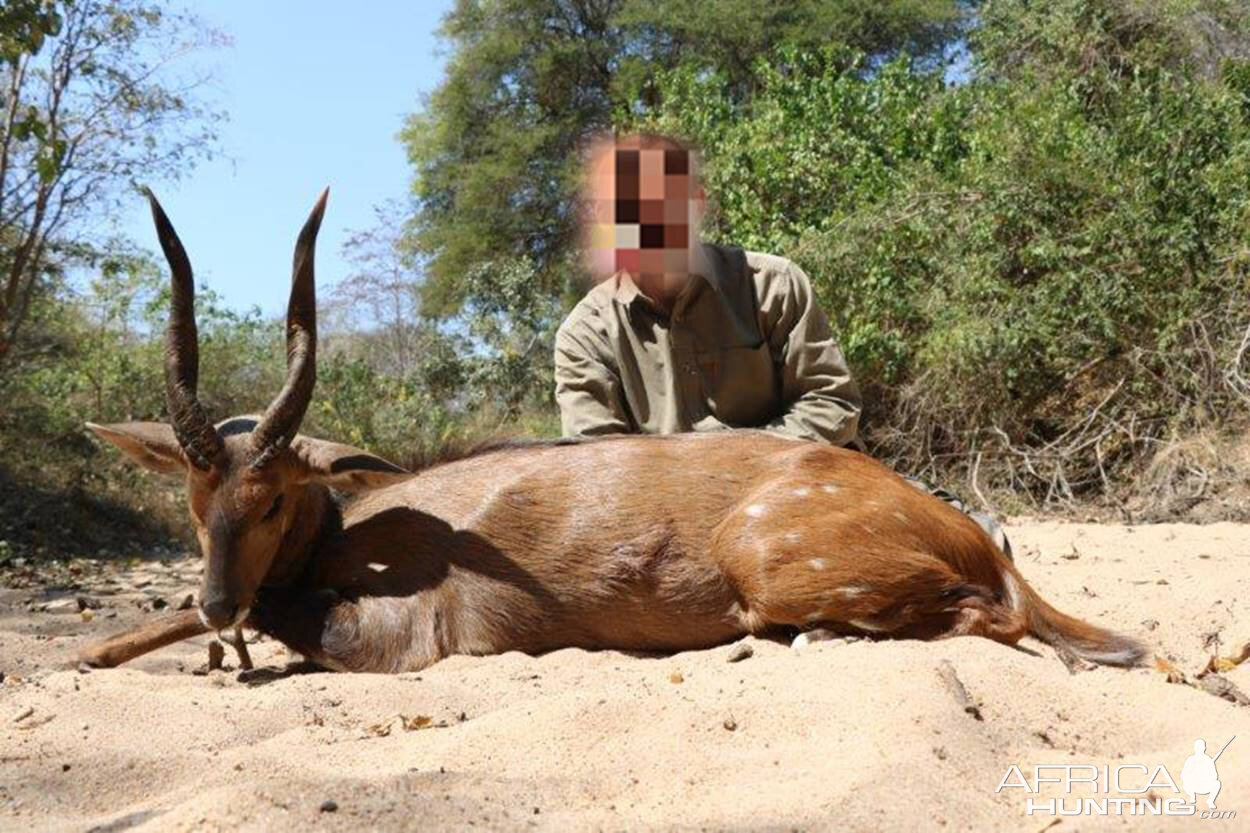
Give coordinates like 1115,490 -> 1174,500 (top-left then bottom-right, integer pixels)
78,608 -> 210,668
225,625 -> 254,670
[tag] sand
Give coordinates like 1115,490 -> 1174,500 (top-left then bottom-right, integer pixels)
2,520 -> 1250,831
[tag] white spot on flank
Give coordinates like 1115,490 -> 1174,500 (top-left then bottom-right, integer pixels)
838,585 -> 869,599
744,503 -> 767,518
892,510 -> 908,523
849,618 -> 887,633
367,562 -> 390,573
793,487 -> 811,497
784,531 -> 802,543
808,558 -> 827,570
822,484 -> 840,494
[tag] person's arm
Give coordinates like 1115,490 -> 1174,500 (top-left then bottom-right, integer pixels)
761,261 -> 861,445
554,322 -> 633,437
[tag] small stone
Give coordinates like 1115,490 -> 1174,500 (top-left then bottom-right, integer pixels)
61,763 -> 70,772
150,597 -> 168,610
669,672 -> 684,684
319,800 -> 338,813
176,594 -> 195,611
726,643 -> 753,663
723,716 -> 737,731
76,596 -> 100,611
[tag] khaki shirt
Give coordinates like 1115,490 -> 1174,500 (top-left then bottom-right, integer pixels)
554,243 -> 861,444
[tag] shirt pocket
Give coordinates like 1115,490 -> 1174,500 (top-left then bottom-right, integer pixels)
694,340 -> 778,426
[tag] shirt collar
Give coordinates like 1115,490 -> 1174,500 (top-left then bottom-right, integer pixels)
612,244 -> 724,309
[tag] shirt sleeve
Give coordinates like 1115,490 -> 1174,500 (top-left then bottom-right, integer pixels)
760,261 -> 862,445
554,319 -> 633,437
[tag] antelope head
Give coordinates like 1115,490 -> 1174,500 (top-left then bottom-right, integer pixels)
88,190 -> 409,630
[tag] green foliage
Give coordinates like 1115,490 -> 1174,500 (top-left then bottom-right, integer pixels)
0,0 -> 61,64
309,254 -> 562,463
0,0 -> 225,369
460,256 -> 563,415
401,0 -> 968,314
637,0 -> 1250,501
8,0 -> 1250,562
0,257 -> 281,556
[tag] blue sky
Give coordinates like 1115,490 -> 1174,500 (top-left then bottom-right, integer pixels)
116,1 -> 452,315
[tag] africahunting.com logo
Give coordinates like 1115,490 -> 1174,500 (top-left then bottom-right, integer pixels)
996,737 -> 1236,819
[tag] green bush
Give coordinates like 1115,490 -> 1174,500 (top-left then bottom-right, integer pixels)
638,0 -> 1250,505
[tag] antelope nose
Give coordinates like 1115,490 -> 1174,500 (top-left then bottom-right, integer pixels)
199,596 -> 238,629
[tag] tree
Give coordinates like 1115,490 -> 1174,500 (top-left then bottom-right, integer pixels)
639,0 -> 1250,506
400,0 -> 969,315
0,0 -> 225,370
325,203 -> 428,377
0,0 -> 61,64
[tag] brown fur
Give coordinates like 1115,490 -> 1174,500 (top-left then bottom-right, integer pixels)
100,428 -> 1138,673
86,195 -> 1146,672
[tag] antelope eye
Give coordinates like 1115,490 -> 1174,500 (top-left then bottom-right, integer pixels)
262,495 -> 284,521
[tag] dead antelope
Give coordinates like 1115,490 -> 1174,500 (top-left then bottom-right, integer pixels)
80,192 -> 1147,673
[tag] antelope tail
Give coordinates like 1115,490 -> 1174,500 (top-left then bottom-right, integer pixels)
1002,564 -> 1147,667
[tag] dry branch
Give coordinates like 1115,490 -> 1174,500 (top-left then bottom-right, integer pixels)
77,608 -> 209,668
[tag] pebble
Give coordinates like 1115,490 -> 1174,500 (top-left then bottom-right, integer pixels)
319,800 -> 338,813
725,643 -> 753,663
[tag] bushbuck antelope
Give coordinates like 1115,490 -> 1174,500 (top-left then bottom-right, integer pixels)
80,192 -> 1147,673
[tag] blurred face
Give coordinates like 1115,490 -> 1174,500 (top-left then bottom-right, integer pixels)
582,136 -> 705,296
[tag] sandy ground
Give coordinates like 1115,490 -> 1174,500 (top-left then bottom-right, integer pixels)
2,520 -> 1250,832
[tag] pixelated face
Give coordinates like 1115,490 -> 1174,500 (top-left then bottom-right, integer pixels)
583,140 -> 704,284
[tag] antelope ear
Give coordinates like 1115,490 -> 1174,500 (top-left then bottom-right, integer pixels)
86,421 -> 187,476
291,436 -> 409,491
